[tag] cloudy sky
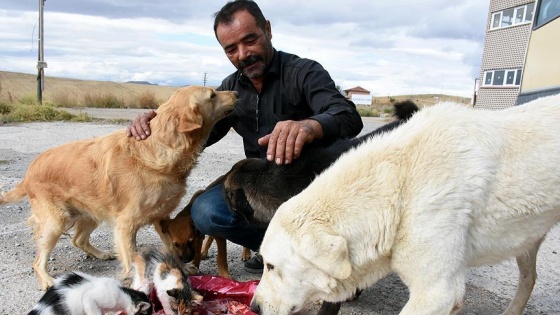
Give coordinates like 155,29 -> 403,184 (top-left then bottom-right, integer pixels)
1,0 -> 489,97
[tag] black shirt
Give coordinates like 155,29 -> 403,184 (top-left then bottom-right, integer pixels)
207,49 -> 363,158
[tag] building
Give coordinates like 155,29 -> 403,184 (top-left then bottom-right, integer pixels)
343,86 -> 372,106
475,0 -> 535,109
476,0 -> 560,109
344,86 -> 370,98
517,0 -> 560,104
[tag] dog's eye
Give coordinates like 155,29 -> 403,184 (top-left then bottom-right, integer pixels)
173,242 -> 179,248
266,263 -> 274,271
210,92 -> 216,99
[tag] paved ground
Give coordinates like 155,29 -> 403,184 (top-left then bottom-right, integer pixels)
0,108 -> 558,314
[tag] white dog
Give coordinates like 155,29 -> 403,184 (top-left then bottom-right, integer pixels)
251,94 -> 560,315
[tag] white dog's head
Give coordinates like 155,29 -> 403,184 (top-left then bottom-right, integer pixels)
250,199 -> 353,315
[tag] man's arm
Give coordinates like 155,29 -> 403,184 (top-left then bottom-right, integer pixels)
299,60 -> 363,142
260,60 -> 363,165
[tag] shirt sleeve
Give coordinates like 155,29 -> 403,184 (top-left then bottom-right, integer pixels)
298,60 -> 363,143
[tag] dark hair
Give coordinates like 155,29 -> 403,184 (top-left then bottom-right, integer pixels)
213,0 -> 267,35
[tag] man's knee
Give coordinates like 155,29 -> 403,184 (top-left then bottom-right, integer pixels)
190,186 -> 234,236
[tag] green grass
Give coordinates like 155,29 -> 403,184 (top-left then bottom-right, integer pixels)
83,93 -> 126,108
0,101 -> 11,115
0,101 -> 92,123
357,105 -> 383,117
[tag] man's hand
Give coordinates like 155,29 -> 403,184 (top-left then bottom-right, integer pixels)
258,119 -> 323,165
126,110 -> 157,140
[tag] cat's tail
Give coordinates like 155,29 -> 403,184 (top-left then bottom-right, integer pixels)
0,182 -> 27,205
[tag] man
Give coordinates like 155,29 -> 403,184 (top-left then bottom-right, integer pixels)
127,0 -> 363,273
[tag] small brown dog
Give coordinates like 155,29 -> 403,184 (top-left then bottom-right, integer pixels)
159,175 -> 251,279
199,235 -> 252,279
0,86 -> 237,290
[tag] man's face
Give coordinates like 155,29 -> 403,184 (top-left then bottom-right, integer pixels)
216,10 -> 273,80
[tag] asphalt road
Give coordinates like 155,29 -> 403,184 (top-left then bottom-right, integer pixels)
0,108 -> 558,314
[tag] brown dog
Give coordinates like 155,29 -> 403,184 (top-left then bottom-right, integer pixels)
199,235 -> 252,279
0,86 -> 237,290
159,175 -> 251,279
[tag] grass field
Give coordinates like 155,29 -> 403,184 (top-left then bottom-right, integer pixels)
0,71 -> 178,108
0,71 -> 179,122
0,70 -> 471,122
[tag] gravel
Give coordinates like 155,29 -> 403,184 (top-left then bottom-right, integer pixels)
0,111 -> 558,314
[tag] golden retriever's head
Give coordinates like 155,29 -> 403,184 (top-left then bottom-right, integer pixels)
157,86 -> 237,134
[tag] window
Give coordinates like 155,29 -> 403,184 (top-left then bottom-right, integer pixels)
493,70 -> 505,85
506,70 -> 516,85
490,3 -> 535,29
482,69 -> 523,86
485,72 -> 493,85
516,7 -> 526,23
535,0 -> 560,27
501,8 -> 514,26
492,12 -> 502,28
527,3 -> 535,21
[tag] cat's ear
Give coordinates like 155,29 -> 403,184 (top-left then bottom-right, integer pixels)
135,301 -> 152,314
166,288 -> 180,299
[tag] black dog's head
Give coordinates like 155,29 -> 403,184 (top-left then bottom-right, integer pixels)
222,158 -> 293,227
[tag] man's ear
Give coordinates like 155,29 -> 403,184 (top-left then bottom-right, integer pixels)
177,105 -> 202,133
297,231 -> 352,280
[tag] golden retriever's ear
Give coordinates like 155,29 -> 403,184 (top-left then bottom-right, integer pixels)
177,105 -> 203,133
298,231 -> 352,280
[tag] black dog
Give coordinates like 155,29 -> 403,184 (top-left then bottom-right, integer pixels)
222,100 -> 419,227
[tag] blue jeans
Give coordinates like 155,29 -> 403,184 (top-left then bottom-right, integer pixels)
190,184 -> 267,251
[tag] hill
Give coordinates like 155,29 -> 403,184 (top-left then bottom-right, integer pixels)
0,71 -> 471,108
372,94 -> 471,107
0,71 -> 181,107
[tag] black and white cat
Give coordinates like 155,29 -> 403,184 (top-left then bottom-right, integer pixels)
28,271 -> 152,315
131,248 -> 203,315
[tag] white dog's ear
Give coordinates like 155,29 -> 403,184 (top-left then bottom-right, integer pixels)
298,232 -> 352,280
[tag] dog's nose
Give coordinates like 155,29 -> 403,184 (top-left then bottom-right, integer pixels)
250,300 -> 260,313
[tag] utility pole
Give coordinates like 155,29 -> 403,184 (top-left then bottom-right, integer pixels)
37,0 -> 47,104
203,72 -> 207,86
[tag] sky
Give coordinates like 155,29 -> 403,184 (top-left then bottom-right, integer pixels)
0,0 -> 490,97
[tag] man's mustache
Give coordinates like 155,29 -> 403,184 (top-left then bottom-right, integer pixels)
239,55 -> 263,69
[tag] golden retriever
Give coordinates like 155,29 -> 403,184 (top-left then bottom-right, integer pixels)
252,94 -> 560,315
0,86 -> 237,290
